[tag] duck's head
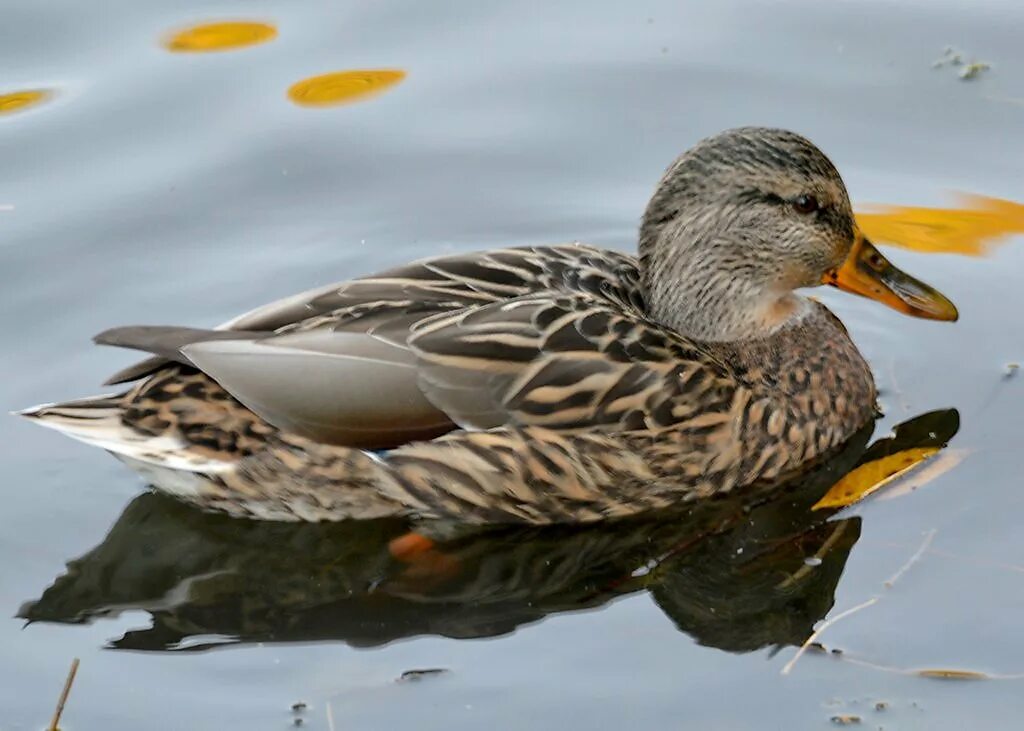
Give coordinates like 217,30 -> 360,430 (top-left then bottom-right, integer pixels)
638,127 -> 958,341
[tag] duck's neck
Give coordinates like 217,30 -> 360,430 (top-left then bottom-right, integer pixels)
640,246 -> 808,342
637,184 -> 808,342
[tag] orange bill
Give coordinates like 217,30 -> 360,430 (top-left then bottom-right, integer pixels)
822,231 -> 959,321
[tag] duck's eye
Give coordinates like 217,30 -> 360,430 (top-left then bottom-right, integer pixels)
792,194 -> 819,215
865,251 -> 885,270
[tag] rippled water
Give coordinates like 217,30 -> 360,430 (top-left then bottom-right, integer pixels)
3,1 -> 1023,728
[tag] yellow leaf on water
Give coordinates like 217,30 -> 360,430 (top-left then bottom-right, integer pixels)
856,195 -> 1024,257
872,449 -> 968,502
288,70 -> 406,107
164,21 -> 277,53
916,669 -> 990,680
813,447 -> 940,510
0,89 -> 52,115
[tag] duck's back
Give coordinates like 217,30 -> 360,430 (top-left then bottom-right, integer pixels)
25,244 -> 655,457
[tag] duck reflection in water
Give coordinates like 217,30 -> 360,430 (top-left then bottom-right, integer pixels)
21,410 -> 958,655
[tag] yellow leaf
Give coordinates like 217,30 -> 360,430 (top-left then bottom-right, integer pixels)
164,21 -> 277,53
856,194 -> 1024,257
873,449 -> 968,502
0,89 -> 52,115
813,447 -> 940,510
829,715 -> 862,725
288,70 -> 406,107
916,669 -> 990,680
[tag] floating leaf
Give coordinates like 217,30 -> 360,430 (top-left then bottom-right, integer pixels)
916,669 -> 990,680
164,21 -> 277,53
813,447 -> 940,510
0,89 -> 52,115
959,62 -> 991,81
813,409 -> 963,510
856,195 -> 1024,257
397,668 -> 450,683
288,70 -> 406,107
872,449 -> 967,502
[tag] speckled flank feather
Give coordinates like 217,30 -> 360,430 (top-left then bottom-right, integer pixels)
20,127 -> 915,524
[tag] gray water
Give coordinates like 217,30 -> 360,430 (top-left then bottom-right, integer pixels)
2,1 -> 1023,728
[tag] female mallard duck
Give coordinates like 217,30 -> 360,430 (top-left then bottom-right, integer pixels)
20,128 -> 957,524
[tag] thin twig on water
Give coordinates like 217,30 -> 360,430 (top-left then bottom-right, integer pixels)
781,598 -> 878,675
781,527 -> 973,677
828,651 -> 1024,680
326,700 -> 336,731
48,658 -> 80,731
885,529 -> 937,588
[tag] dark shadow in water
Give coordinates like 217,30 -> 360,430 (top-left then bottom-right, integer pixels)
19,410 -> 959,654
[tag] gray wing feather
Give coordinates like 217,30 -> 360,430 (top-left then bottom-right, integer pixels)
95,326 -> 268,368
182,331 -> 452,448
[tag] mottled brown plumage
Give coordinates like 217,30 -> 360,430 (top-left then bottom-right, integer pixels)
19,128 -> 956,523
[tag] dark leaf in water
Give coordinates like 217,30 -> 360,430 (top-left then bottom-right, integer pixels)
398,668 -> 450,682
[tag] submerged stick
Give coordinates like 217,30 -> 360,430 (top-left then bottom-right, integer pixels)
776,521 -> 851,590
49,658 -> 80,731
781,598 -> 878,675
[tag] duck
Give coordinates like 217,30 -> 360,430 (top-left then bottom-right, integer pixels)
19,127 -> 958,524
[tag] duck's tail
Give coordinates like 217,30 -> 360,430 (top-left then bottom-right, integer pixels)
15,392 -> 234,493
17,393 -> 132,450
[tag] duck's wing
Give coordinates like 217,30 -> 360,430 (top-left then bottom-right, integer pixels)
175,292 -> 730,448
94,326 -> 271,368
121,292 -> 730,449
97,245 -> 650,447
408,293 -> 735,432
102,244 -> 640,384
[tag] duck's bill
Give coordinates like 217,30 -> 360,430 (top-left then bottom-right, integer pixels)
822,232 -> 959,321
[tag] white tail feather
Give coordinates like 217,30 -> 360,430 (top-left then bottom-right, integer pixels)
17,394 -> 233,475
